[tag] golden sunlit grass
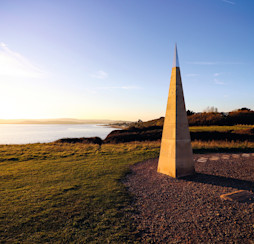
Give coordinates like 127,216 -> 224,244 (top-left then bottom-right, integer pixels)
0,140 -> 254,242
192,140 -> 254,153
189,125 -> 254,132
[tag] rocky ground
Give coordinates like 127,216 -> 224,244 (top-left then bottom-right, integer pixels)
123,153 -> 254,243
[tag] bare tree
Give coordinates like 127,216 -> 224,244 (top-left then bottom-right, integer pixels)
203,106 -> 218,113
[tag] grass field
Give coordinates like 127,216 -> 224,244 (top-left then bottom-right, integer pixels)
0,142 -> 159,243
1,139 -> 254,242
189,124 -> 254,132
192,140 -> 254,153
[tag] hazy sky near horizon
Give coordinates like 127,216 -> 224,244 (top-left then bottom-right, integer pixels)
0,0 -> 253,121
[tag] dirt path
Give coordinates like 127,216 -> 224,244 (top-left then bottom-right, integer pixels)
124,154 -> 254,243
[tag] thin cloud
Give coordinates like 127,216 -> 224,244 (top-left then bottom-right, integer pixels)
84,88 -> 97,94
0,42 -> 45,78
90,70 -> 108,79
214,73 -> 220,77
214,78 -> 225,85
222,0 -> 235,5
121,86 -> 140,90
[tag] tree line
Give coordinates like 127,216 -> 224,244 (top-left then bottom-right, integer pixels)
187,108 -> 254,126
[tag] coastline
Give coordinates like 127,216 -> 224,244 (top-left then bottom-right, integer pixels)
0,124 -> 115,145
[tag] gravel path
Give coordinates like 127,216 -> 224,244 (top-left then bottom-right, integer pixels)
124,154 -> 254,243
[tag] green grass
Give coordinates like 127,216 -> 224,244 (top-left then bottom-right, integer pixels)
1,140 -> 254,243
192,140 -> 254,153
0,142 -> 159,243
189,124 -> 254,132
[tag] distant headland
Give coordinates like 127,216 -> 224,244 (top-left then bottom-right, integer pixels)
0,118 -> 131,125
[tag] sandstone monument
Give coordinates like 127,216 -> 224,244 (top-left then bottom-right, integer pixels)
157,45 -> 194,178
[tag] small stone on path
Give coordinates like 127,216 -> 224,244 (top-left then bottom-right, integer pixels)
210,156 -> 220,161
222,155 -> 230,160
232,154 -> 240,158
220,190 -> 254,202
197,157 -> 208,163
242,153 -> 250,158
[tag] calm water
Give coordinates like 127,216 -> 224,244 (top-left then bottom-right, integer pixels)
0,124 -> 115,144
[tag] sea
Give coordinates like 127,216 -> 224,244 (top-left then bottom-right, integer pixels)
0,124 -> 115,145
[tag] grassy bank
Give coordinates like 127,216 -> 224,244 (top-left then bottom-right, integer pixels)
192,140 -> 254,153
105,125 -> 254,143
1,140 -> 254,243
189,124 -> 254,132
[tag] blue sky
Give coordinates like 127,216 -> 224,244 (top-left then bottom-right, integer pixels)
0,0 -> 253,121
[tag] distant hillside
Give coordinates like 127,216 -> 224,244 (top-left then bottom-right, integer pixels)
127,117 -> 164,129
100,108 -> 254,144
188,109 -> 254,126
127,108 -> 254,129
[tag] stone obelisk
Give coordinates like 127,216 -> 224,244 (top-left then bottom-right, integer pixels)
157,45 -> 194,178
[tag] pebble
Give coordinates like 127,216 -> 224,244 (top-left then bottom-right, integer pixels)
232,154 -> 240,158
242,153 -> 250,157
210,156 -> 220,161
222,155 -> 230,160
197,157 -> 208,163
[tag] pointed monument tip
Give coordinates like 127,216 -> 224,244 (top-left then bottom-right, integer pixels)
172,44 -> 180,68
